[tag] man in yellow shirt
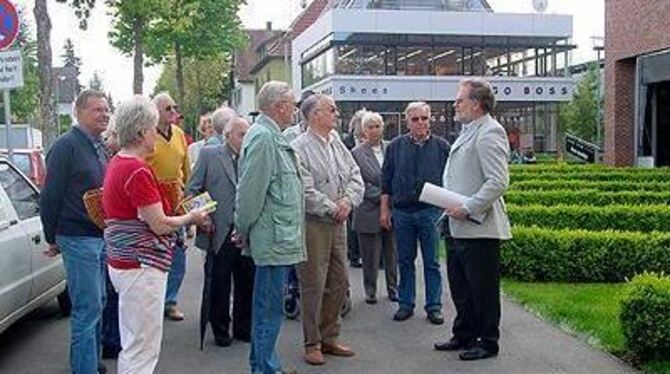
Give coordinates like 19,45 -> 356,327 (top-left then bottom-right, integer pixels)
149,92 -> 191,321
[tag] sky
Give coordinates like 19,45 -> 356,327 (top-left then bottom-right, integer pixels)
15,0 -> 604,102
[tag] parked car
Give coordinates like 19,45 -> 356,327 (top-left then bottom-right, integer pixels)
0,149 -> 46,188
0,157 -> 69,334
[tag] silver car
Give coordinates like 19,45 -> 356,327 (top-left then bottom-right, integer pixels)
0,157 -> 69,334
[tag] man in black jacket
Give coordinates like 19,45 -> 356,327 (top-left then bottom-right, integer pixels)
40,90 -> 110,374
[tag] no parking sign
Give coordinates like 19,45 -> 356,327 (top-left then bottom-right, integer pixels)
0,0 -> 19,51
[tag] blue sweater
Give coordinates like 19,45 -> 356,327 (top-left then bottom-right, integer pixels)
39,127 -> 106,244
381,134 -> 450,211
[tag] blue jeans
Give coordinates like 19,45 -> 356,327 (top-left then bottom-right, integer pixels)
56,235 -> 106,374
393,208 -> 442,313
250,265 -> 290,374
165,238 -> 186,306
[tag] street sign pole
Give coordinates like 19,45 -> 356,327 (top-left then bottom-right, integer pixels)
3,89 -> 11,162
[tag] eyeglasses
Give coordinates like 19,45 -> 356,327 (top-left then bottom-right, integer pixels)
410,116 -> 430,122
165,105 -> 179,112
318,107 -> 338,114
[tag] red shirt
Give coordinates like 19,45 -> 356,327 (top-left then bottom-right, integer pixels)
103,155 -> 171,219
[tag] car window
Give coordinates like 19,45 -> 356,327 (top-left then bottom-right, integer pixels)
0,164 -> 40,220
0,186 -> 14,222
9,154 -> 31,177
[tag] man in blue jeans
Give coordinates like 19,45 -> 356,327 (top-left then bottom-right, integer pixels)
380,101 -> 450,325
40,90 -> 110,374
236,81 -> 305,374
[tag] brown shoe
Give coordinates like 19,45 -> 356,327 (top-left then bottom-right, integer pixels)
322,342 -> 355,357
304,347 -> 325,366
164,305 -> 185,321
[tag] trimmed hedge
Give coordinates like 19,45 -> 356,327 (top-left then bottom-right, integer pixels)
501,227 -> 670,282
511,171 -> 670,183
507,204 -> 670,232
510,165 -> 670,174
505,190 -> 670,206
620,272 -> 670,361
509,180 -> 670,193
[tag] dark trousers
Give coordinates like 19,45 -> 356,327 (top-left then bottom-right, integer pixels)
102,270 -> 121,353
446,238 -> 501,348
346,216 -> 360,262
206,241 -> 255,341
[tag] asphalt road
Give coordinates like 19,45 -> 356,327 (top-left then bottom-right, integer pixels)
0,242 -> 638,374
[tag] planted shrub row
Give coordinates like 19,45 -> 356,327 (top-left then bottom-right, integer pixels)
510,165 -> 670,174
501,227 -> 670,282
511,171 -> 670,183
620,272 -> 670,361
509,180 -> 670,192
507,204 -> 670,232
505,190 -> 670,206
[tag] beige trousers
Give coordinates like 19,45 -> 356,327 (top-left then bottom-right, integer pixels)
297,218 -> 349,348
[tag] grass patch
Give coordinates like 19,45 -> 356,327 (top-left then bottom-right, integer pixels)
502,280 -> 669,373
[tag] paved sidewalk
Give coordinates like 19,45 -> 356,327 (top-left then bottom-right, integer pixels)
151,249 -> 637,374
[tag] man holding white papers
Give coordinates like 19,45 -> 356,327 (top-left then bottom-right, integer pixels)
187,116 -> 254,348
435,78 -> 512,361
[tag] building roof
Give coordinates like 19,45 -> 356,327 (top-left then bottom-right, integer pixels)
235,29 -> 283,82
266,0 -> 331,57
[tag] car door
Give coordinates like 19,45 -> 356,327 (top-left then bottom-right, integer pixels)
0,161 -> 64,305
0,169 -> 32,325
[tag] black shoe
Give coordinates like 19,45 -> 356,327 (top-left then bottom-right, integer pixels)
434,337 -> 473,351
427,310 -> 444,325
349,258 -> 362,268
392,308 -> 413,321
215,334 -> 233,347
365,295 -> 377,304
459,346 -> 498,361
234,334 -> 251,343
388,292 -> 398,302
98,363 -> 107,374
102,346 -> 121,359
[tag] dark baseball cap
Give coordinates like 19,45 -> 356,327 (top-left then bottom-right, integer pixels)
296,89 -> 316,107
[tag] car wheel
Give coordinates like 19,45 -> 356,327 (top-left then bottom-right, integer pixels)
57,290 -> 72,316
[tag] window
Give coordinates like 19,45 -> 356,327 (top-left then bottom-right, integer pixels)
0,164 -> 40,220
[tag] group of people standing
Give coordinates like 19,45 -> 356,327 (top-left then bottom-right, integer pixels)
38,76 -> 511,374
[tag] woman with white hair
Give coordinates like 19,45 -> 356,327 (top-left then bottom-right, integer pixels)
351,111 -> 398,305
102,96 -> 208,374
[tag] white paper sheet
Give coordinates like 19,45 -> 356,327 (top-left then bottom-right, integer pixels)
419,183 -> 484,224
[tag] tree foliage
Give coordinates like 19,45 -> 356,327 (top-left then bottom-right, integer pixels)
153,55 -> 230,136
88,71 -> 104,91
558,63 -> 602,144
60,38 -> 82,71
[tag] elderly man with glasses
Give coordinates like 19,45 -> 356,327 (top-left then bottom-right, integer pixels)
380,101 -> 450,326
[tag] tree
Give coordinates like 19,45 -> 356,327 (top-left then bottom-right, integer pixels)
88,71 -> 104,91
34,0 -> 57,148
558,63 -> 602,144
145,0 -> 247,108
153,55 -> 230,136
107,0 -> 160,94
61,38 -> 82,72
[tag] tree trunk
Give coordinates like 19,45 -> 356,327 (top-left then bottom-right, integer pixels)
132,17 -> 144,94
175,41 -> 185,110
34,0 -> 57,149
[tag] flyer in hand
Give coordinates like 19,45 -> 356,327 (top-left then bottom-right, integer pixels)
178,191 -> 218,214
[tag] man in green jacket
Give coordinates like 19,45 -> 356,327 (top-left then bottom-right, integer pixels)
236,80 -> 305,374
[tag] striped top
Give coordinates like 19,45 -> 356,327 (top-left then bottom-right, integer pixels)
105,219 -> 175,272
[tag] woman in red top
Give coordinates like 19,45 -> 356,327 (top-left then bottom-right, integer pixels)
103,96 -> 207,374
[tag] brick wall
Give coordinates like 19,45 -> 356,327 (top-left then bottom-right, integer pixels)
604,0 -> 670,165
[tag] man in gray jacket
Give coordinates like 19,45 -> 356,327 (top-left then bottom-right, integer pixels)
435,78 -> 512,361
187,116 -> 253,348
291,94 -> 364,366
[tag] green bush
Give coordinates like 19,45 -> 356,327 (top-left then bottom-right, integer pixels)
510,180 -> 670,193
511,171 -> 670,183
620,272 -> 670,361
507,204 -> 670,232
510,165 -> 670,174
502,227 -> 670,282
505,190 -> 670,206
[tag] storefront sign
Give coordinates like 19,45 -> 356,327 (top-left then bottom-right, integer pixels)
309,75 -> 575,102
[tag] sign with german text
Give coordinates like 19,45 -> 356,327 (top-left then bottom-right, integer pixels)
0,49 -> 23,89
565,133 -> 599,163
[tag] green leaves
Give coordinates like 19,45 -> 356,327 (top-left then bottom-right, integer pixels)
620,272 -> 670,361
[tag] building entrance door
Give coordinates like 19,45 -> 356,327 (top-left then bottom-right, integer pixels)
652,81 -> 670,166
